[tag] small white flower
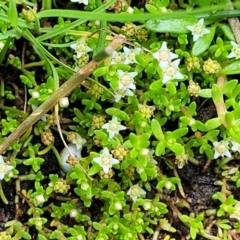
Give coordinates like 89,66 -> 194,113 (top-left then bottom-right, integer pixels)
228,41 -> 240,59
94,20 -> 100,26
152,41 -> 178,63
123,46 -> 141,64
114,202 -> 123,210
77,235 -> 84,240
230,201 -> 240,221
160,7 -> 167,12
126,6 -> 134,14
117,70 -> 137,90
70,209 -> 78,218
102,116 -> 127,139
127,184 -> 146,202
93,147 -> 119,173
71,0 -> 88,5
213,141 -> 231,159
81,183 -> 89,190
186,18 -> 210,42
114,87 -> 134,102
140,148 -> 150,156
70,38 -> 92,58
143,202 -> 151,210
231,140 -> 240,152
35,195 -> 45,204
32,91 -> 40,99
72,134 -> 86,150
111,51 -> 125,64
0,156 -> 14,180
159,59 -> 184,84
59,97 -> 69,108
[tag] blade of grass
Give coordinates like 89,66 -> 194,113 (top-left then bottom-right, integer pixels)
0,36 -> 12,64
8,0 -> 18,28
94,0 -> 107,56
36,0 -> 117,42
37,9 -> 240,22
0,13 -> 34,29
23,29 -> 74,72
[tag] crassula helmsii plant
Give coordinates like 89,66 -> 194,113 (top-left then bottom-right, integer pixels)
0,0 -> 240,239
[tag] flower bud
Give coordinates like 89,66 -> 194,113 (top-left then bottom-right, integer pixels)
81,183 -> 89,191
114,202 -> 122,210
77,235 -> 84,240
32,91 -> 40,99
59,97 -> 69,108
126,6 -> 134,14
140,148 -> 149,156
164,181 -> 173,190
143,202 -> 151,210
70,209 -> 78,218
35,195 -> 45,204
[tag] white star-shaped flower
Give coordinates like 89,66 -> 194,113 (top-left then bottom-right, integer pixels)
159,59 -> 184,84
127,185 -> 146,202
186,18 -> 210,42
114,87 -> 134,102
123,46 -> 141,64
93,147 -> 119,173
230,140 -> 240,152
230,201 -> 240,221
117,70 -> 137,90
70,38 -> 92,58
71,0 -> 88,5
213,141 -> 232,159
228,41 -> 240,59
102,116 -> 127,139
0,155 -> 14,180
111,51 -> 125,64
152,41 -> 178,63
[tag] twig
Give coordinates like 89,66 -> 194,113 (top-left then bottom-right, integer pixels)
226,0 -> 240,44
152,226 -> 161,240
0,35 -> 126,155
173,167 -> 186,199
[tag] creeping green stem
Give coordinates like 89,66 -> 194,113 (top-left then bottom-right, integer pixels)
188,157 -> 200,165
0,104 -> 27,119
143,216 -> 158,225
0,180 -> 8,204
51,145 -> 63,169
43,0 -> 52,10
38,144 -> 53,155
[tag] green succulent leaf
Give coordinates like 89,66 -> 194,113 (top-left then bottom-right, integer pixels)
169,143 -> 185,154
197,89 -> 212,98
218,23 -> 235,41
221,60 -> 240,75
151,119 -> 164,141
145,18 -> 197,34
205,118 -> 221,130
192,26 -> 216,56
